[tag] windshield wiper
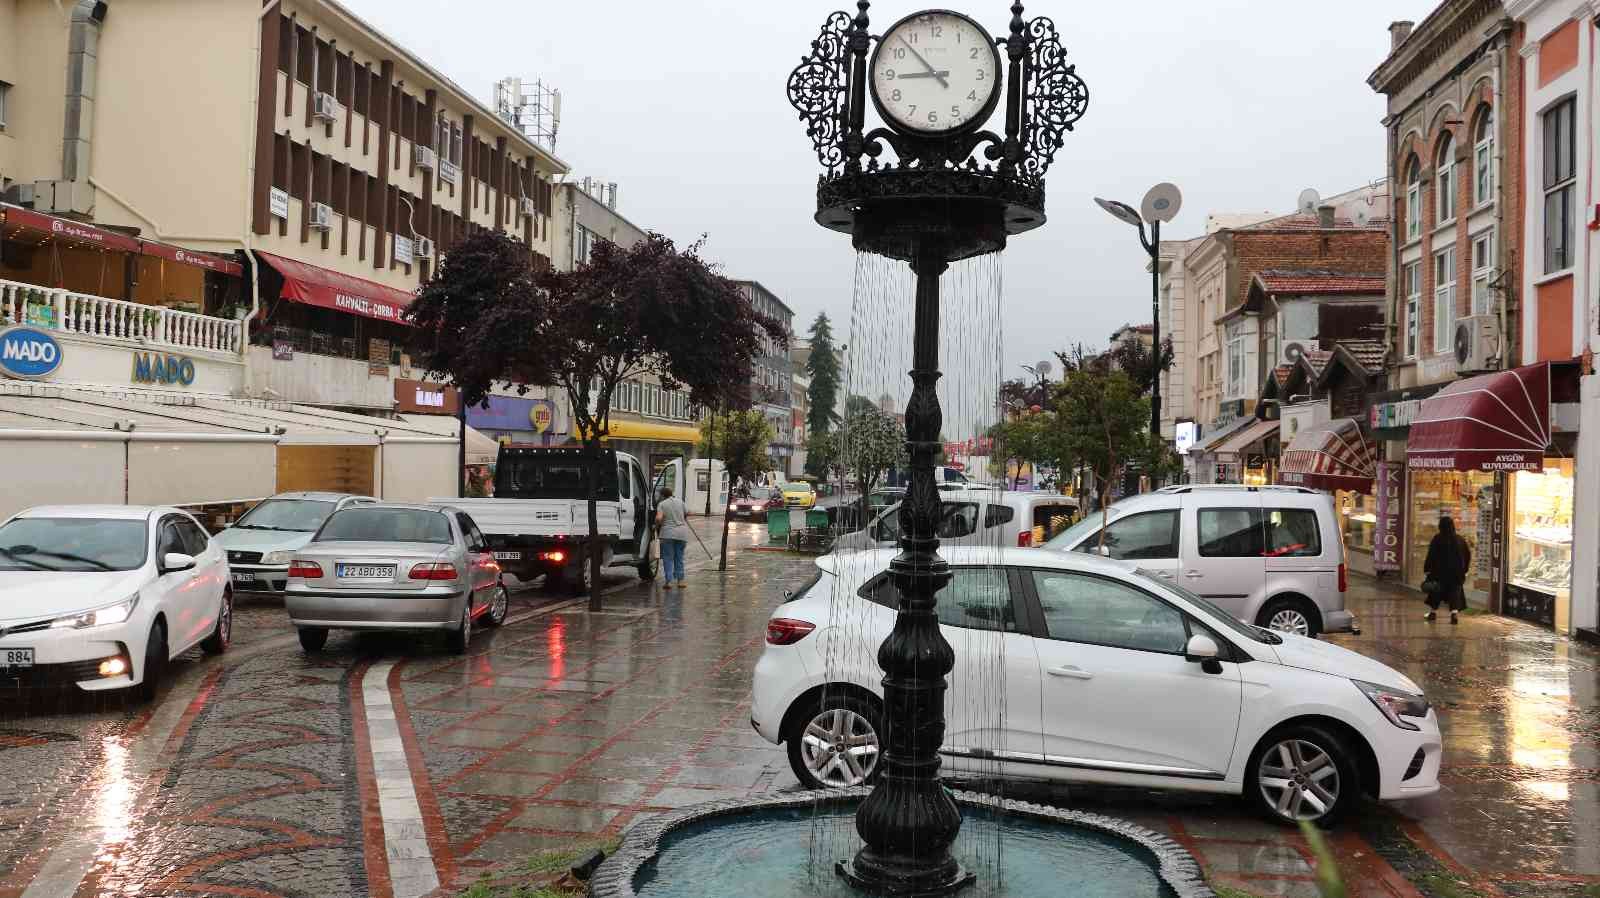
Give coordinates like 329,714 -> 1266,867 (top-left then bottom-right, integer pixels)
9,546 -> 115,571
0,547 -> 53,571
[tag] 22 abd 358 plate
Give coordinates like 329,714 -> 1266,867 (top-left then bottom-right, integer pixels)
336,564 -> 395,579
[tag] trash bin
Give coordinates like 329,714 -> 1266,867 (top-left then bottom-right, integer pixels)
806,508 -> 830,530
767,510 -> 791,545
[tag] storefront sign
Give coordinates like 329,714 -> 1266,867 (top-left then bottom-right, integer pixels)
393,378 -> 460,415
1370,397 -> 1426,431
0,326 -> 64,379
272,339 -> 294,360
531,400 -> 555,433
132,351 -> 196,386
393,235 -> 414,267
438,159 -> 460,186
1373,462 -> 1404,571
1174,420 -> 1197,455
269,187 -> 290,221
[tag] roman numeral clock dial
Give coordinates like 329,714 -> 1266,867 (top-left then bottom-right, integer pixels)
869,10 -> 1002,135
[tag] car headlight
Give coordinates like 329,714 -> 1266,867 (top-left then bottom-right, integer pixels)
728,503 -> 739,512
260,549 -> 296,565
1354,679 -> 1429,731
50,594 -> 140,630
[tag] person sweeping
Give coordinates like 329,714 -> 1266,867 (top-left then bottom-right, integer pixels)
655,486 -> 690,589
1422,516 -> 1470,625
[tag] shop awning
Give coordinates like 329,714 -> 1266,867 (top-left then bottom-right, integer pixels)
1190,416 -> 1256,454
1212,418 -> 1279,457
1,203 -> 141,252
255,251 -> 414,324
1278,417 -> 1376,493
138,241 -> 243,277
1406,363 -> 1551,472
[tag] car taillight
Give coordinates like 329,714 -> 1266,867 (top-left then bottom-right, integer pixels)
538,550 -> 566,563
1017,531 -> 1033,547
1338,562 -> 1348,593
288,561 -> 322,579
409,563 -> 459,581
766,618 -> 815,645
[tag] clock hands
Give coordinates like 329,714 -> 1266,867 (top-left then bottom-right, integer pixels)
898,36 -> 948,89
897,70 -> 950,80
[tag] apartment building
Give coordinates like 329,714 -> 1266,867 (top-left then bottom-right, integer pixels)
736,280 -> 795,469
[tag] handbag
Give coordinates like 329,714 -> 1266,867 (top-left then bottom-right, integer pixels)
648,536 -> 661,561
1420,578 -> 1441,597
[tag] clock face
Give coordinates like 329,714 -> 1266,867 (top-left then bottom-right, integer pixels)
869,11 -> 1001,135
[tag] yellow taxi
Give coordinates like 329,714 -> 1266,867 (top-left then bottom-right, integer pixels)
780,481 -> 817,509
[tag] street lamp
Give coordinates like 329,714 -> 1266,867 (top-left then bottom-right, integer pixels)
1094,183 -> 1182,447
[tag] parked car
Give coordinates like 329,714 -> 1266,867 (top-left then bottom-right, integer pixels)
830,488 -> 907,534
284,504 -> 508,654
831,488 -> 1077,553
214,492 -> 376,594
1045,485 -> 1354,637
781,482 -> 818,510
728,490 -> 774,521
751,547 -> 1441,826
0,505 -> 231,700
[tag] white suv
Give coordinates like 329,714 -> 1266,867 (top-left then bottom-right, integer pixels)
1045,486 -> 1355,637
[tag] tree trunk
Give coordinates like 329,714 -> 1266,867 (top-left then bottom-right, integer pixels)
585,438 -> 603,612
718,503 -> 731,571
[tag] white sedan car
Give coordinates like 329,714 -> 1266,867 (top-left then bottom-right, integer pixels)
0,506 -> 232,700
751,548 -> 1441,825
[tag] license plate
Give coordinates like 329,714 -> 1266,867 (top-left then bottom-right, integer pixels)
336,564 -> 395,579
493,551 -> 522,561
233,572 -> 256,583
1,648 -> 34,669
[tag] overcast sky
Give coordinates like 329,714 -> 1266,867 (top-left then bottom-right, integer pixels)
345,0 -> 1440,375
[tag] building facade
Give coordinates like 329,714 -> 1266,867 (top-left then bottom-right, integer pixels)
736,280 -> 794,469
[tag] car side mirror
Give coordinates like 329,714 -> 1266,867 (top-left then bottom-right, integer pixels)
162,552 -> 197,574
1185,633 -> 1224,674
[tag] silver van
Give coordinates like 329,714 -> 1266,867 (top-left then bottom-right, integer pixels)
1044,485 -> 1355,637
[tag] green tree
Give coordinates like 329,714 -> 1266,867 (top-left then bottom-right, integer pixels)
804,312 -> 841,436
805,428 -> 841,481
1055,364 -> 1150,550
837,407 -> 906,496
700,409 -> 776,566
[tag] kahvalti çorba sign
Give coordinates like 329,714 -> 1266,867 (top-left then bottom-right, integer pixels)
0,326 -> 64,380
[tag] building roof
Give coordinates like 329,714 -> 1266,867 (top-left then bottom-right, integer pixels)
1254,269 -> 1387,296
1298,349 -> 1334,379
1242,212 -> 1386,232
1334,340 -> 1386,373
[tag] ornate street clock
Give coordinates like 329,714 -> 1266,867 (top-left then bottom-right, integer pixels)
869,10 -> 1003,135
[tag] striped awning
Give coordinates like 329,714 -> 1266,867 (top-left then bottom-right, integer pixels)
1406,364 -> 1550,472
1278,417 -> 1377,494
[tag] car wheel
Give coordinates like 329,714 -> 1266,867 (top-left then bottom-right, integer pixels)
201,590 -> 233,655
297,627 -> 329,653
483,585 -> 510,628
134,621 -> 166,704
1247,725 -> 1360,826
567,556 -> 593,596
787,694 -> 882,790
1258,596 -> 1321,638
448,601 -> 473,654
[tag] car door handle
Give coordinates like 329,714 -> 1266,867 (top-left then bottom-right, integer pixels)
1183,570 -> 1204,579
1047,665 -> 1094,680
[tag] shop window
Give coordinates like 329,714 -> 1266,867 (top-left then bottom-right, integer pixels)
1404,155 -> 1422,240
1432,247 -> 1455,354
1406,469 -> 1496,605
1339,491 -> 1377,557
1198,508 -> 1264,557
1507,459 -> 1574,628
1472,106 -> 1494,207
1471,230 -> 1494,316
1403,261 -> 1420,359
1543,96 -> 1576,273
1435,134 -> 1456,224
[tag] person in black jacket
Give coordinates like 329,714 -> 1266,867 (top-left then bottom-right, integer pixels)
1423,516 -> 1471,624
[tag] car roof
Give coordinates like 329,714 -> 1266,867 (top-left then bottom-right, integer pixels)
817,546 -> 1137,582
15,505 -> 162,520
266,491 -> 370,502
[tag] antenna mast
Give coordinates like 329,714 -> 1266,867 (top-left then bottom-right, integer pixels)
494,77 -> 562,151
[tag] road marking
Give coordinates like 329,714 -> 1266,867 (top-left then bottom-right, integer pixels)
361,660 -> 440,898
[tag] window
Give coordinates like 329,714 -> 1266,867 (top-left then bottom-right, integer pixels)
1197,508 -> 1265,557
1543,97 -> 1577,273
1433,247 -> 1456,353
861,567 -> 1018,632
0,81 -> 9,129
872,502 -> 978,543
1263,508 -> 1321,557
1031,571 -> 1189,654
316,508 -> 452,544
1071,510 -> 1179,560
615,463 -> 632,499
1225,319 -> 1245,398
1472,107 -> 1494,207
1435,134 -> 1456,223
455,513 -> 486,552
983,504 -> 1016,529
157,521 -> 187,561
1403,262 -> 1421,359
175,518 -> 210,556
1405,155 -> 1422,240
1471,230 -> 1495,316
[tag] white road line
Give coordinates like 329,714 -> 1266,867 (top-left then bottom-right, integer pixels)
361,660 -> 439,898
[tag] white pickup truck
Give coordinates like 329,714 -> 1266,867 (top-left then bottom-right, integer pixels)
433,446 -> 657,592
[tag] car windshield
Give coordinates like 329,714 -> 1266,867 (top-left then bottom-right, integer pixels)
315,508 -> 452,544
1130,568 -> 1276,644
0,517 -> 148,572
783,483 -> 810,492
1043,504 -> 1126,550
235,498 -> 337,532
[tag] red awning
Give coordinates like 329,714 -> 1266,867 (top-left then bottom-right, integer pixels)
139,240 -> 243,277
1278,417 -> 1376,493
256,251 -> 415,325
1406,363 -> 1551,472
1,203 -> 141,253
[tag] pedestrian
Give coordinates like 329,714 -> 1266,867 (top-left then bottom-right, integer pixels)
1422,516 -> 1471,625
655,486 -> 690,589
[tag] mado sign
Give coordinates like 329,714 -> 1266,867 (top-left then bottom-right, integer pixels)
0,326 -> 64,380
132,351 -> 197,387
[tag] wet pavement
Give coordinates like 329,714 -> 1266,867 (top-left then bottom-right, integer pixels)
0,514 -> 1596,898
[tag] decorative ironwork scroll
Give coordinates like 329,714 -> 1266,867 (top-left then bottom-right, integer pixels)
1020,17 -> 1089,181
786,10 -> 855,175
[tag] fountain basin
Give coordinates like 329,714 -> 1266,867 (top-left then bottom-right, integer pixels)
591,788 -> 1215,898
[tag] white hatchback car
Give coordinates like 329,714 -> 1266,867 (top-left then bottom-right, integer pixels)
751,548 -> 1441,825
0,505 -> 231,699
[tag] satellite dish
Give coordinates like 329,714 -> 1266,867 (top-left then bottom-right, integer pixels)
1351,205 -> 1371,226
1297,188 -> 1322,214
1141,183 -> 1183,224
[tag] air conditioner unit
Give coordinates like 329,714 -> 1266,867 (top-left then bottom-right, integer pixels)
519,196 -> 537,218
313,91 -> 338,122
414,237 -> 434,260
414,145 -> 437,171
1454,314 -> 1499,373
1280,340 -> 1310,367
308,202 -> 333,231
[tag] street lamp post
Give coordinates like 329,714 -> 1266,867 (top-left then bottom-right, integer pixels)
1094,184 -> 1182,446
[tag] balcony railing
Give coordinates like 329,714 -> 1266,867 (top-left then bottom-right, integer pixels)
0,279 -> 243,354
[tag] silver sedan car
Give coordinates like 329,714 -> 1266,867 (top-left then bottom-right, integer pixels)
284,504 -> 508,654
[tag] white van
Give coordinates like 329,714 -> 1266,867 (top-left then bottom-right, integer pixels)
832,488 -> 1078,553
1044,485 -> 1356,638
